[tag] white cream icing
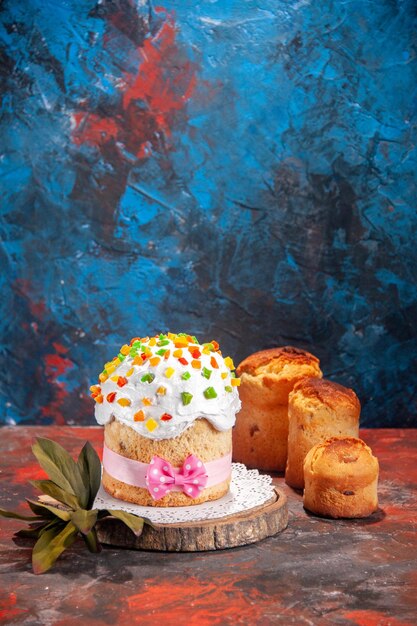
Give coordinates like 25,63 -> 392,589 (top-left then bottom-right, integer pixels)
93,334 -> 241,440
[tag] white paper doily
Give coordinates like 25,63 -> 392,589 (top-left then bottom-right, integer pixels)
94,463 -> 275,525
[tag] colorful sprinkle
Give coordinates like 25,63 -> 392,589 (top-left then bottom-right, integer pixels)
204,387 -> 217,399
182,371 -> 191,380
126,368 -> 134,377
117,353 -> 126,362
106,392 -> 117,403
145,418 -> 158,432
141,373 -> 155,383
178,357 -> 189,366
164,349 -> 171,360
173,349 -> 183,358
95,394 -> 103,404
157,339 -> 170,346
165,367 -> 175,379
191,360 -> 201,369
211,356 -> 219,369
99,372 -> 108,383
148,337 -> 157,346
134,410 -> 145,422
156,386 -> 166,395
160,413 -> 173,421
224,356 -> 235,370
181,392 -> 193,405
189,348 -> 201,359
117,398 -> 131,406
120,344 -> 130,356
142,397 -> 152,406
156,348 -> 167,356
231,378 -> 241,386
150,356 -> 161,367
224,386 -> 233,393
201,367 -> 212,380
221,372 -> 228,379
105,363 -> 117,375
117,376 -> 128,387
133,356 -> 142,366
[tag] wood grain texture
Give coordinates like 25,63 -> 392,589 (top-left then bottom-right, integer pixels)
1,427 -> 417,626
96,488 -> 288,551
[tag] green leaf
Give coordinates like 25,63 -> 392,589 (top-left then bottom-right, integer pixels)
26,500 -> 71,522
77,442 -> 101,509
109,510 -> 146,536
0,507 -> 42,521
15,522 -> 48,539
26,500 -> 57,519
39,519 -> 61,536
70,509 -> 98,535
83,528 -> 102,553
32,438 -> 89,508
30,480 -> 79,509
32,521 -> 78,575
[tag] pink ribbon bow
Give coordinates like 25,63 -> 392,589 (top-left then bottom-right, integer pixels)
146,454 -> 208,501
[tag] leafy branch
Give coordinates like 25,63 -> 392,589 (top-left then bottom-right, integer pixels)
0,437 -> 152,574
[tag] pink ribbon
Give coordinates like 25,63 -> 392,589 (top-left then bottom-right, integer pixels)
103,443 -> 232,501
146,455 -> 208,500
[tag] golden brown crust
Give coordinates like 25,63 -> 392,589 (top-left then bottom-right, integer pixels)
285,378 -> 360,489
237,346 -> 321,377
233,346 -> 322,471
103,419 -> 232,507
303,437 -> 379,518
306,437 -> 376,483
290,377 -> 360,413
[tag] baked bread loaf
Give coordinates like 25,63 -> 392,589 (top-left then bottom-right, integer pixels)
103,418 -> 232,506
303,437 -> 379,518
91,332 -> 241,506
285,378 -> 360,489
233,346 -> 322,471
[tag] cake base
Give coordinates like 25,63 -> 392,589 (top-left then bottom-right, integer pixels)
94,463 -> 288,551
102,468 -> 230,507
103,418 -> 232,506
96,487 -> 287,551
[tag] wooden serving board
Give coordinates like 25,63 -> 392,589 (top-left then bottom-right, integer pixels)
96,487 -> 288,551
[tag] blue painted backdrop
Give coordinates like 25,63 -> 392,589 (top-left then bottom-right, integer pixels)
1,0 -> 416,427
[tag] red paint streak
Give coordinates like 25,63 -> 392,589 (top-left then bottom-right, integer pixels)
72,11 -> 197,158
72,113 -> 119,147
41,344 -> 73,424
0,593 -> 27,620
342,610 -> 414,626
121,16 -> 196,114
14,279 -> 46,319
121,576 -> 271,625
44,353 -> 73,378
12,279 -> 72,424
52,342 -> 69,354
12,462 -> 47,484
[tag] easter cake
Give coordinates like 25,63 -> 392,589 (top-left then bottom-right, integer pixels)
90,333 -> 241,507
